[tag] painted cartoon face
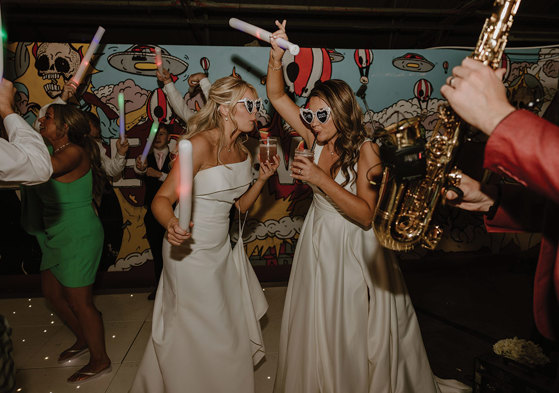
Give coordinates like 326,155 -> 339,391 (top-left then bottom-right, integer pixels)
232,89 -> 258,133
307,96 -> 336,143
34,43 -> 81,98
38,107 -> 61,143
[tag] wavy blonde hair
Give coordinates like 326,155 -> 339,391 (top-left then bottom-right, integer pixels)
309,79 -> 366,187
184,76 -> 257,164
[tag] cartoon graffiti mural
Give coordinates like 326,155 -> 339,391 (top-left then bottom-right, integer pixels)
1,42 -> 558,280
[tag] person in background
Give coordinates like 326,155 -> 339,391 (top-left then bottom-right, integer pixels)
157,68 -> 210,124
21,104 -> 111,384
0,78 -> 52,393
442,57 -> 559,344
135,123 -> 172,300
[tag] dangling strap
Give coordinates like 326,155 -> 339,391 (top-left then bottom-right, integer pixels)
237,208 -> 249,241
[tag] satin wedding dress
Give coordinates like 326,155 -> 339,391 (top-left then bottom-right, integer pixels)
131,157 -> 267,393
274,143 -> 470,393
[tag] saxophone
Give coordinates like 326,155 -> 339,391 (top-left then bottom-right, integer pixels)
372,0 -> 521,251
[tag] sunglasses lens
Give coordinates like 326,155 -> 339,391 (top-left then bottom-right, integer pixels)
245,100 -> 254,113
255,99 -> 261,113
301,109 -> 314,124
316,109 -> 330,123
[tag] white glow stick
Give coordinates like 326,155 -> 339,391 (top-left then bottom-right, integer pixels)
178,139 -> 193,232
141,120 -> 159,163
71,26 -> 105,87
229,18 -> 300,55
118,92 -> 125,143
154,47 -> 163,75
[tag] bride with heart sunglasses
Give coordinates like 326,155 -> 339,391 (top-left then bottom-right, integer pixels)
266,20 -> 469,393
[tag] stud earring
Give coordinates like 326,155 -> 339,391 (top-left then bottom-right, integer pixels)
225,117 -> 228,121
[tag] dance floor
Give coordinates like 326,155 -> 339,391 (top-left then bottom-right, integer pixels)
3,253 -> 556,392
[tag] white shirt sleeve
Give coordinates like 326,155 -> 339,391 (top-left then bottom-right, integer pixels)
1,113 -> 53,185
33,97 -> 66,131
97,141 -> 126,177
163,82 -> 195,124
163,78 -> 211,124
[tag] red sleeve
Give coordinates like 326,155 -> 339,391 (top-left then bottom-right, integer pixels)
484,110 -> 559,205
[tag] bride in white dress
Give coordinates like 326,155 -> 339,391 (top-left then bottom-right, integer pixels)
267,21 -> 471,393
130,76 -> 279,393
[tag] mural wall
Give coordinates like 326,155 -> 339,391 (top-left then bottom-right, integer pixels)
1,41 -> 558,278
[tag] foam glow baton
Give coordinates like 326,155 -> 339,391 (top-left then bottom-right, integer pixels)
118,92 -> 125,143
229,18 -> 300,55
178,139 -> 193,231
154,47 -> 163,75
71,26 -> 105,87
141,120 -> 159,163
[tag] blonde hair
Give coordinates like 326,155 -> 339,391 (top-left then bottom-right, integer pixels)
309,79 -> 366,187
184,76 -> 257,164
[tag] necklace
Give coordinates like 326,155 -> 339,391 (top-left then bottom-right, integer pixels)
54,142 -> 72,154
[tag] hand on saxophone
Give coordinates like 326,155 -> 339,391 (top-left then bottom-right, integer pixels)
441,57 -> 515,136
444,171 -> 498,213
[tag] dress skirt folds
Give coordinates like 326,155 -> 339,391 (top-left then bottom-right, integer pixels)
130,157 -> 267,393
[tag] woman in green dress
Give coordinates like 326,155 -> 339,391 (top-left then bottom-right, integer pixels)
23,104 -> 111,383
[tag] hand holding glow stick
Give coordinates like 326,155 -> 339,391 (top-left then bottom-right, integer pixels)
141,120 -> 159,163
229,18 -> 300,55
154,47 -> 163,75
0,6 -> 4,82
178,139 -> 193,231
71,26 -> 105,87
118,92 -> 125,143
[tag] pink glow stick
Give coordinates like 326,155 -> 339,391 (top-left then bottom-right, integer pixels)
178,139 -> 193,231
229,18 -> 300,55
71,26 -> 105,87
154,47 -> 163,75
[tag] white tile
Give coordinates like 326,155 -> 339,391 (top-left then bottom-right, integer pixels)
14,364 -> 116,393
122,321 -> 151,363
94,293 -> 153,322
106,362 -> 139,393
1,297 -> 63,327
261,286 -> 286,353
255,352 -> 278,393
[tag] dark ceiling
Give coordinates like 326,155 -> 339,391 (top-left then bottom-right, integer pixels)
2,0 -> 559,50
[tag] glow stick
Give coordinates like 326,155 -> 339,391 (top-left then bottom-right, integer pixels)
229,18 -> 300,55
154,47 -> 163,75
178,139 -> 193,231
118,92 -> 125,143
141,120 -> 159,163
71,26 -> 105,87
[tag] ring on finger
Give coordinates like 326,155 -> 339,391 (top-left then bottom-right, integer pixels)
448,76 -> 455,87
299,169 -> 302,175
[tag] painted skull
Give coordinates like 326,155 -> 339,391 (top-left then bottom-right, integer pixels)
34,43 -> 81,98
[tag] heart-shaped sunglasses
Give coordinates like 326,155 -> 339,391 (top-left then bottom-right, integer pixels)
237,98 -> 263,114
299,107 -> 332,125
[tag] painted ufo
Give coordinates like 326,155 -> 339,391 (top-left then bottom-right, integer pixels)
108,45 -> 188,77
392,53 -> 434,72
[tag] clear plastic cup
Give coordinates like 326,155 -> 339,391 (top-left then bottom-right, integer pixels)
259,137 -> 278,163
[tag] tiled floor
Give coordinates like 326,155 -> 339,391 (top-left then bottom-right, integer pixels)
3,258 -> 557,392
3,287 -> 285,393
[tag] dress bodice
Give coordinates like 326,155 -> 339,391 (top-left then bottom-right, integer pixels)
175,157 -> 252,229
309,144 -> 357,216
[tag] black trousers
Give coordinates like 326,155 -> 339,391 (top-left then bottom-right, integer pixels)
144,210 -> 165,287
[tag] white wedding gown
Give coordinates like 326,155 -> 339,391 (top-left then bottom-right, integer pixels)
274,143 -> 471,393
130,157 -> 268,393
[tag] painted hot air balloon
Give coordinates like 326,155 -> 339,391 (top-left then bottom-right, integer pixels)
414,79 -> 432,110
354,49 -> 374,84
443,61 -> 449,74
200,57 -> 210,76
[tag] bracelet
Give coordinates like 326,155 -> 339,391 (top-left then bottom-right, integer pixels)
484,184 -> 502,220
268,62 -> 282,71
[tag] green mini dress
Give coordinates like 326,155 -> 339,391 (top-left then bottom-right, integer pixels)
22,170 -> 103,288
